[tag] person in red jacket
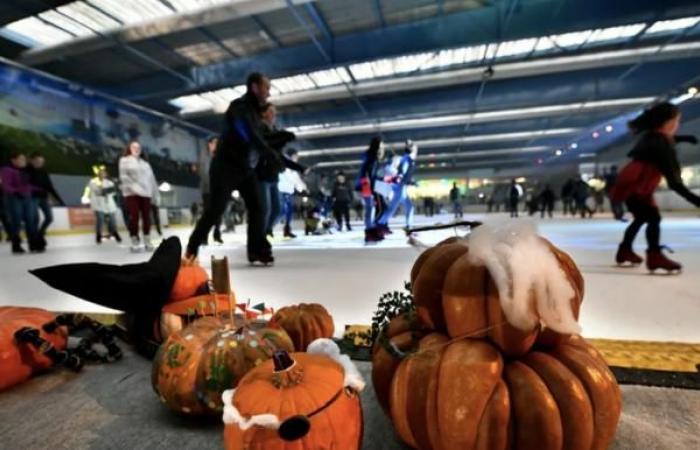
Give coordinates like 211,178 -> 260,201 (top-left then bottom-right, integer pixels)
610,102 -> 700,272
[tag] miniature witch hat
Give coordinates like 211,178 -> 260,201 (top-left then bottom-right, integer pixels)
30,237 -> 182,313
29,237 -> 184,357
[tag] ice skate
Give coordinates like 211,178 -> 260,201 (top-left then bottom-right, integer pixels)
646,248 -> 682,274
248,253 -> 274,266
616,244 -> 643,266
143,235 -> 154,252
129,236 -> 143,253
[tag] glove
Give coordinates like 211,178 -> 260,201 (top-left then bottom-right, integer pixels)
675,135 -> 698,145
279,130 -> 296,143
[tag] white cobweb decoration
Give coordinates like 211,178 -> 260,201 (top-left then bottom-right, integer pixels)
467,220 -> 582,335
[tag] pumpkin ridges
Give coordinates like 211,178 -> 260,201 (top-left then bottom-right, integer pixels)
474,380 -> 510,450
390,358 -> 419,448
504,361 -> 563,450
521,352 -> 595,450
169,259 -> 209,302
372,330 -> 425,414
271,303 -> 334,351
436,339 -> 503,450
410,246 -> 439,287
413,244 -> 470,331
485,274 -> 539,357
442,254 -> 489,339
550,343 -> 621,450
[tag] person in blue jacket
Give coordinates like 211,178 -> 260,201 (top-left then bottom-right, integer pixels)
376,140 -> 418,234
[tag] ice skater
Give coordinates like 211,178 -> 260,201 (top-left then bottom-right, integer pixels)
83,166 -> 122,245
355,137 -> 385,243
376,140 -> 418,234
331,171 -> 352,232
611,102 -> 700,272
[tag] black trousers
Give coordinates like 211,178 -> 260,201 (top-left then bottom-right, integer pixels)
188,162 -> 269,258
333,202 -> 351,230
622,196 -> 661,251
510,199 -> 519,217
540,200 -> 554,218
201,193 -> 222,239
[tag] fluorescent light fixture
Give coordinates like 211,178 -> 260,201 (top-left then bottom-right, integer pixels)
289,97 -> 654,139
299,129 -> 577,158
688,86 -> 699,95
555,149 -> 563,156
159,182 -> 172,192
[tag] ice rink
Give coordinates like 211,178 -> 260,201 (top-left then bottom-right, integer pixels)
1,213 -> 699,343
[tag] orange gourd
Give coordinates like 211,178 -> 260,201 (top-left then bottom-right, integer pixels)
374,226 -> 621,449
411,238 -> 583,356
0,307 -> 68,390
377,333 -> 620,450
169,258 -> 209,302
222,346 -> 363,450
270,303 -> 334,351
152,316 -> 294,416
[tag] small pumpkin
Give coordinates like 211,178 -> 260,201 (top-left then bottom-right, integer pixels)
0,307 -> 68,391
270,303 -> 334,351
169,258 -> 209,302
152,316 -> 294,416
376,333 -> 621,450
222,340 -> 364,450
412,235 -> 583,356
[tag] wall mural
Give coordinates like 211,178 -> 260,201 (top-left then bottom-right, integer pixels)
0,60 -> 208,188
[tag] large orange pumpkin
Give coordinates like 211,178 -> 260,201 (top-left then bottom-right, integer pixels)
222,343 -> 364,450
0,307 -> 68,390
169,258 -> 210,302
270,303 -> 334,351
411,237 -> 584,356
152,316 -> 294,416
376,332 -> 621,450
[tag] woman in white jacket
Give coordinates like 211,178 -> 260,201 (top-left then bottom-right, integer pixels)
277,149 -> 307,238
83,166 -> 122,244
118,140 -> 159,252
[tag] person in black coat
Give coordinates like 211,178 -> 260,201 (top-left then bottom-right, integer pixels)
561,178 -> 575,216
186,73 -> 283,265
257,103 -> 304,238
28,153 -> 65,244
539,184 -> 555,218
355,137 -> 385,242
332,171 -> 353,232
509,179 -> 520,218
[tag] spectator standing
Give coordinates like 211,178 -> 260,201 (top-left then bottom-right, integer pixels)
450,182 -> 463,218
540,184 -> 555,218
1,152 -> 42,253
332,171 -> 353,232
119,140 -> 159,252
28,152 -> 65,246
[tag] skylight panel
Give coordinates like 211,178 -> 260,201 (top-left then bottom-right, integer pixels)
372,59 -> 395,77
4,17 -> 74,47
587,23 -> 646,43
90,0 -> 172,24
308,68 -> 352,87
58,2 -> 121,31
392,53 -> 431,73
534,37 -> 555,52
167,0 -> 230,13
550,30 -> 593,48
645,16 -> 700,34
39,10 -> 94,37
348,62 -> 375,80
169,94 -> 215,114
495,38 -> 537,57
272,74 -> 317,94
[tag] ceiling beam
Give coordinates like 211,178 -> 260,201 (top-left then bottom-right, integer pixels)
106,1 -> 700,101
19,0 -> 314,66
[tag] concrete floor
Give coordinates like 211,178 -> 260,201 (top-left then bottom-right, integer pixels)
1,213 -> 699,343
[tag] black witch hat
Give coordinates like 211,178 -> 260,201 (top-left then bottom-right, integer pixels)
30,237 -> 183,357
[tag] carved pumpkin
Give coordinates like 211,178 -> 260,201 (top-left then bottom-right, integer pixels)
411,237 -> 584,356
376,332 -> 620,450
0,307 -> 68,390
169,258 -> 209,302
152,316 -> 294,416
222,341 -> 364,450
270,303 -> 334,351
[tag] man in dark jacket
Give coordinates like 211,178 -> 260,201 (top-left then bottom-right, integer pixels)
539,184 -> 555,218
28,153 -> 65,243
186,73 -> 283,265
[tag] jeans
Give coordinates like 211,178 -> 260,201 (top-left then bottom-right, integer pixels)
378,185 -> 413,227
622,196 -> 661,251
452,201 -> 463,218
4,194 -> 39,247
188,162 -> 269,258
363,196 -> 375,229
95,211 -> 119,242
281,193 -> 294,228
34,196 -> 53,236
125,195 -> 152,237
260,181 -> 281,234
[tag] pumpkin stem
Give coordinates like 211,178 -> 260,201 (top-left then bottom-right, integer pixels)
273,351 -> 295,372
